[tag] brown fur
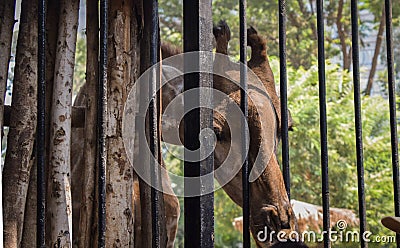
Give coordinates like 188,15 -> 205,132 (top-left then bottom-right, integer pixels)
161,42 -> 182,59
158,22 -> 299,246
212,20 -> 298,247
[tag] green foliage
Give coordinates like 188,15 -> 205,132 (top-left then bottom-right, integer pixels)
73,34 -> 87,95
159,0 -> 389,70
159,0 -> 321,68
270,57 -> 396,245
159,0 -> 183,46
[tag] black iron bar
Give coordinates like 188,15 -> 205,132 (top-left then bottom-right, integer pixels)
278,0 -> 290,198
239,0 -> 250,247
350,1 -> 367,247
37,0 -> 46,246
316,1 -> 330,247
384,0 -> 400,246
98,0 -> 108,247
183,0 -> 214,247
149,0 -> 163,247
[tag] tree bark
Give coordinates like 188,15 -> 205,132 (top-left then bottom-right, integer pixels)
138,2 -> 153,246
75,0 -> 99,246
105,0 -> 135,246
0,0 -> 16,134
20,158 -> 37,248
46,0 -> 79,246
0,3 -> 16,238
20,1 -> 60,246
44,0 -> 60,243
2,0 -> 38,247
131,2 -> 146,247
365,8 -> 385,96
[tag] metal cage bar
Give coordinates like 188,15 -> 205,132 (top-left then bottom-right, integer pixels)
239,0 -> 250,247
385,0 -> 400,246
278,0 -> 291,198
97,0 -> 108,246
350,1 -> 367,247
183,0 -> 214,247
316,1 -> 330,247
37,0 -> 46,246
148,0 -> 164,247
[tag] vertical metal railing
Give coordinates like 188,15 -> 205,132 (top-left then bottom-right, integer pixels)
37,0 -> 46,247
385,0 -> 400,246
350,1 -> 367,247
97,0 -> 108,247
148,0 -> 164,247
32,1 -> 400,248
239,0 -> 250,247
278,0 -> 291,198
183,0 -> 214,247
316,1 -> 330,247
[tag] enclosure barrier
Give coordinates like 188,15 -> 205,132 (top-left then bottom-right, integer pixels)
97,0 -> 108,246
183,0 -> 214,247
350,1 -> 367,248
239,0 -> 250,247
30,0 -> 400,247
37,0 -> 46,247
385,0 -> 400,245
316,0 -> 330,247
147,0 -> 164,246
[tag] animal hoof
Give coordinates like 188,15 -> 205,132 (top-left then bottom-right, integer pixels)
213,20 -> 231,42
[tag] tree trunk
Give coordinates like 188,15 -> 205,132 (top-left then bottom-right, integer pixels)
365,8 -> 385,96
46,0 -> 79,246
0,2 -> 16,242
336,0 -> 351,71
131,2 -> 146,248
0,0 -> 16,133
20,1 -> 60,246
105,0 -> 135,246
2,0 -> 38,247
138,0 -> 152,246
45,0 -> 61,244
20,159 -> 37,248
75,0 -> 99,246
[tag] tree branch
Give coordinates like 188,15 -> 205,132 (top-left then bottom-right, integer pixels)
365,8 -> 385,96
336,0 -> 350,70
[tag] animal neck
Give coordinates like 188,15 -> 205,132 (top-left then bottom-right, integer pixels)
216,41 -> 229,55
250,45 -> 268,62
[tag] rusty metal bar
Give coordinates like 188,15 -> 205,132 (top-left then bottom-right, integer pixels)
239,0 -> 250,247
384,0 -> 400,246
37,0 -> 46,246
350,1 -> 367,247
316,0 -> 330,247
183,0 -> 214,247
97,0 -> 108,246
278,0 -> 291,198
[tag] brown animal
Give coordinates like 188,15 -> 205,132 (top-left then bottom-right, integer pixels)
213,23 -> 293,134
211,20 -> 297,246
71,22 -> 297,247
